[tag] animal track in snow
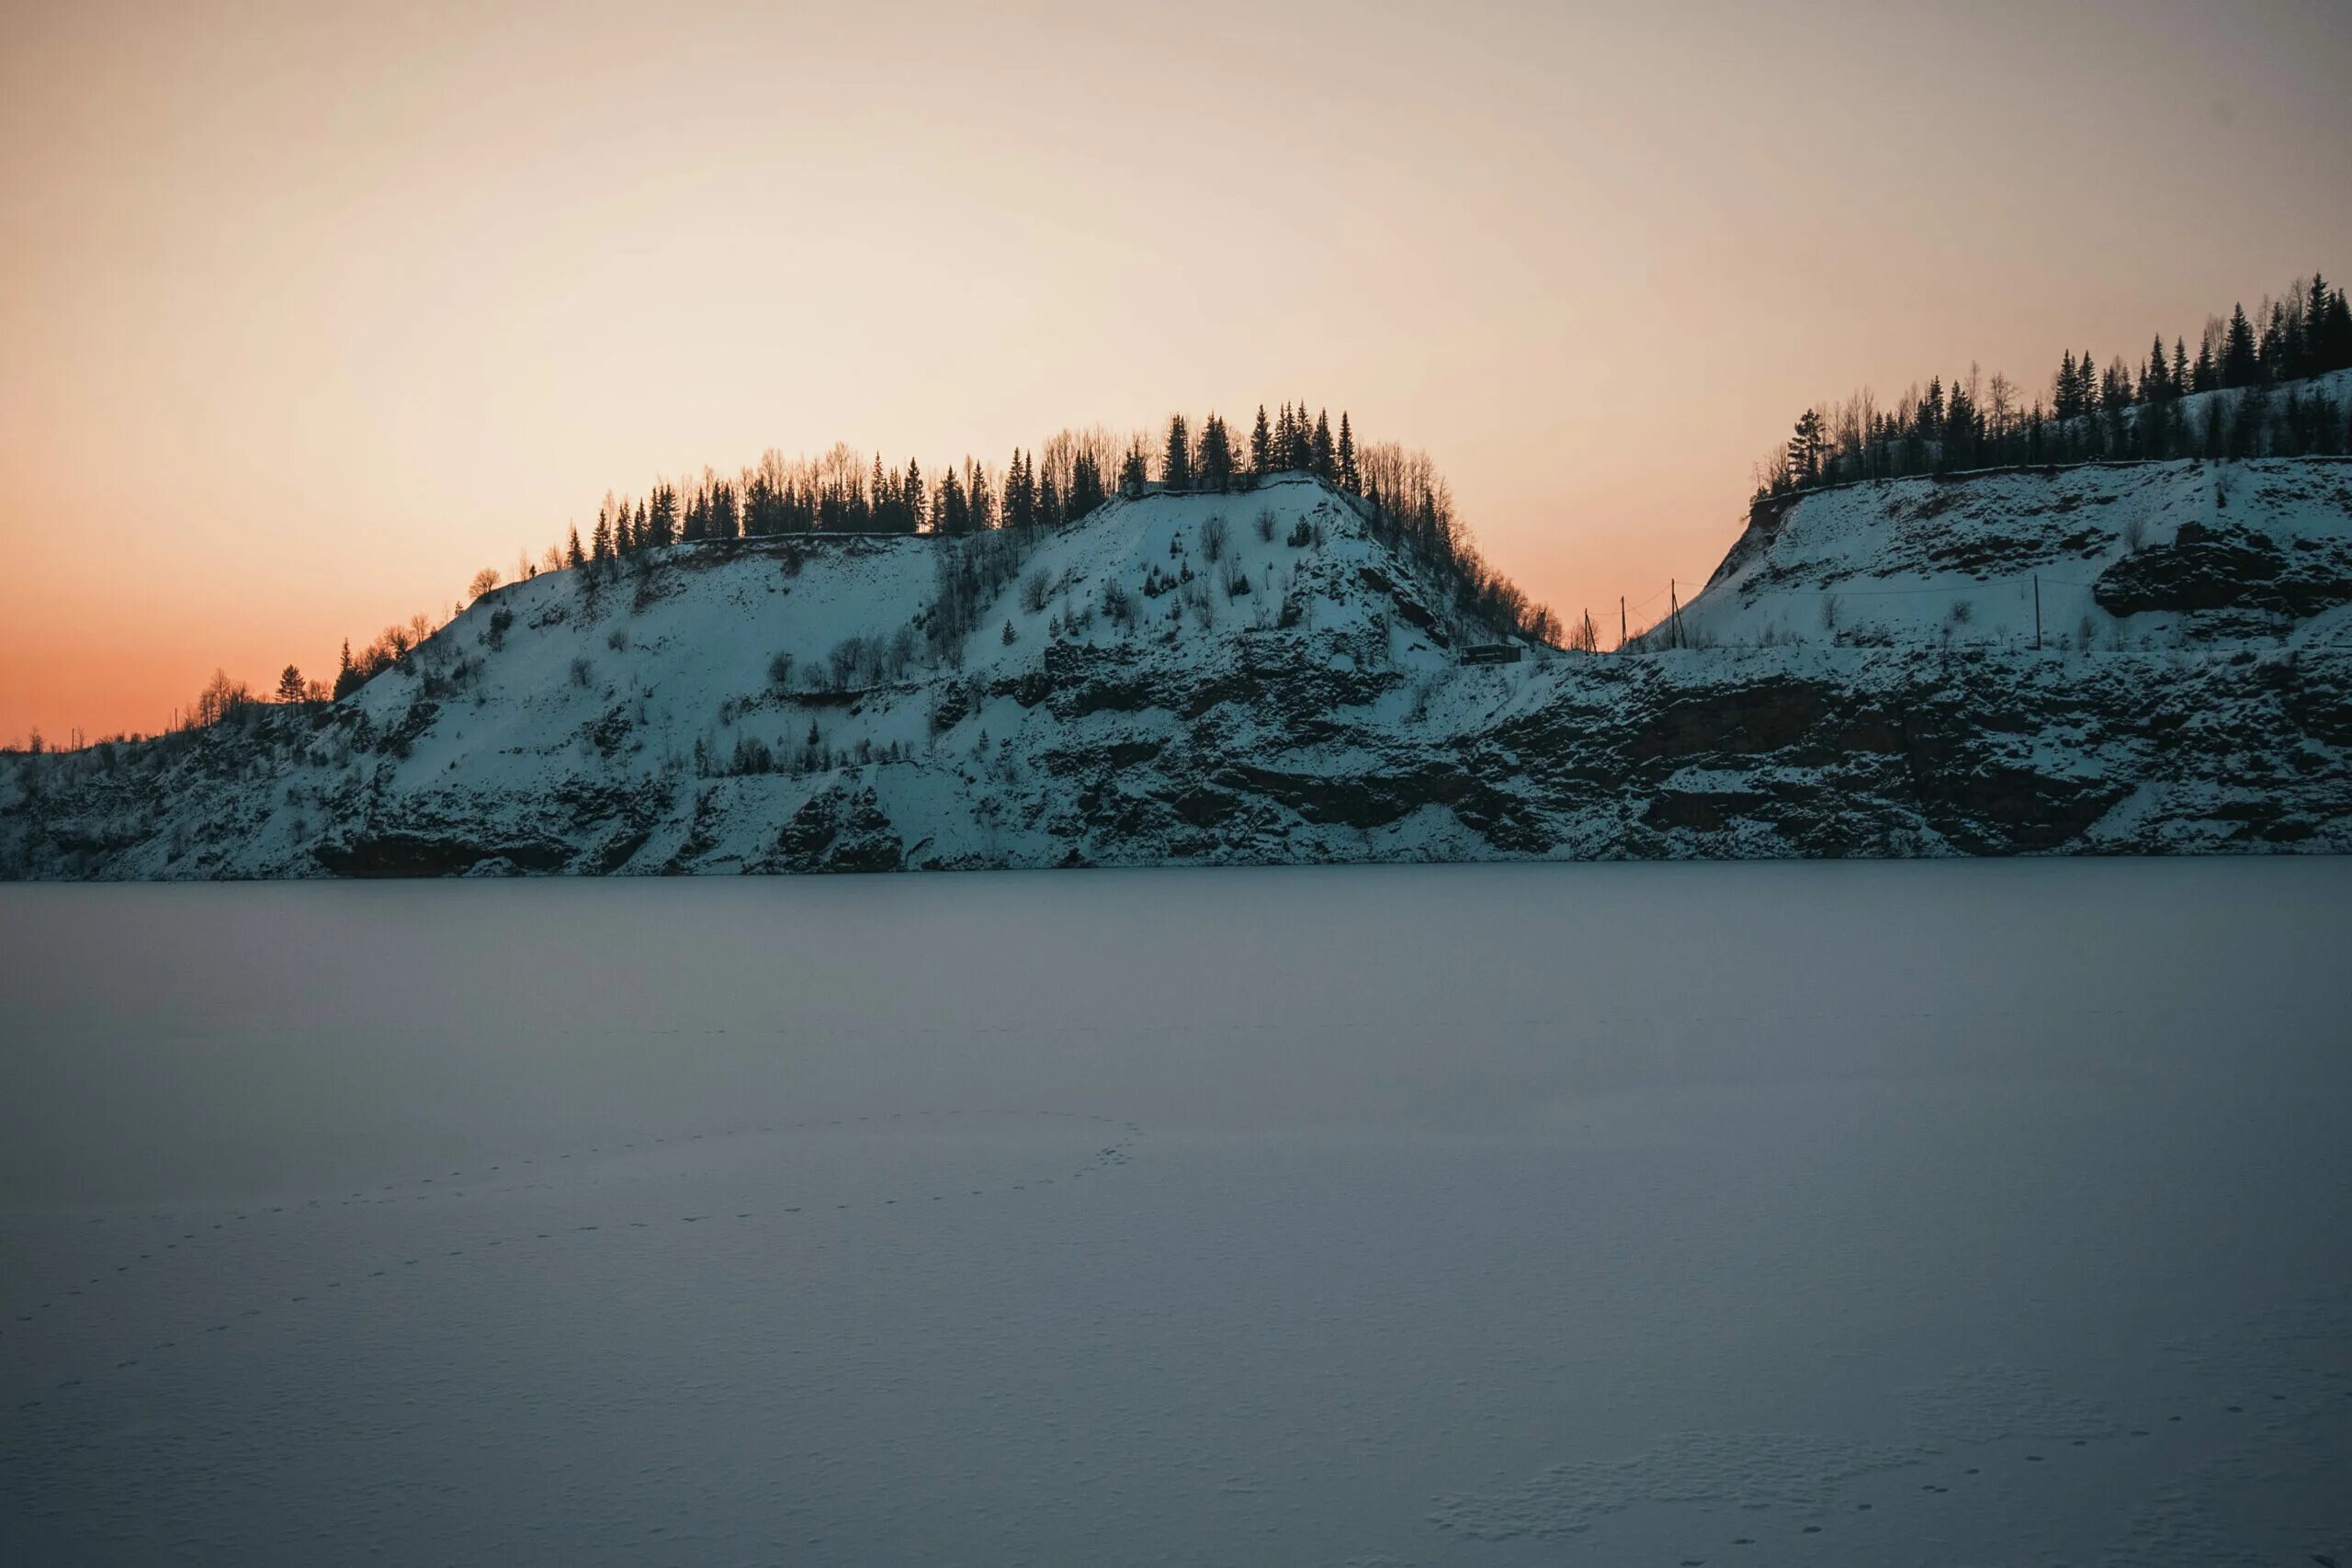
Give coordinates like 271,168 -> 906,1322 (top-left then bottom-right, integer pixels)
1429,1338 -> 2352,1563
0,1109 -> 1142,1412
0,1109 -> 1131,1328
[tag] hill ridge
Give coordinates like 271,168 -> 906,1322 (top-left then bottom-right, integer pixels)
7,462 -> 2352,875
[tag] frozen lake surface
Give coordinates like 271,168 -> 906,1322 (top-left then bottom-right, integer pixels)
3,860 -> 2349,1566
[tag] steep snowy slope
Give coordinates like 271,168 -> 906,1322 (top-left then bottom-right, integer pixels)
338,475 -> 1463,773
1651,455 -> 2352,653
7,462 -> 2352,876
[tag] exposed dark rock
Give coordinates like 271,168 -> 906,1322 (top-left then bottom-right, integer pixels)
2095,523 -> 2352,617
313,830 -> 572,878
775,786 -> 902,873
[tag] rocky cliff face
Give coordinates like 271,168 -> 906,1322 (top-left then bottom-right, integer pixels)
6,465 -> 2351,878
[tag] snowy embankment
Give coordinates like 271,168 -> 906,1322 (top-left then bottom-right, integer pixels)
6,462 -> 2352,875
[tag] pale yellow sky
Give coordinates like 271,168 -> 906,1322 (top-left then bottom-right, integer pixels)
4,0 -> 2349,740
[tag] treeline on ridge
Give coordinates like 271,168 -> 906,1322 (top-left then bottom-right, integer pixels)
1765,270 -> 2352,497
125,403 -> 1554,728
375,401 -> 1553,694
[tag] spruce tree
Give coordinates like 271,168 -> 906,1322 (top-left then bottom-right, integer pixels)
2304,275 -> 2333,371
1786,408 -> 1826,485
1337,412 -> 1358,490
1197,415 -> 1234,491
1250,405 -> 1272,473
2320,286 -> 2352,374
711,477 -> 738,540
1161,414 -> 1193,491
933,465 -> 967,534
2099,360 -> 2128,415
1311,409 -> 1336,479
2222,304 -> 2257,388
2258,299 -> 2289,382
1001,450 -> 1029,530
1069,451 -> 1105,518
967,459 -> 994,531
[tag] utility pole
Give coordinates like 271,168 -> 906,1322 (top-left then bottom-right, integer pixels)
1620,596 -> 1627,651
1668,581 -> 1680,649
2033,575 -> 2041,650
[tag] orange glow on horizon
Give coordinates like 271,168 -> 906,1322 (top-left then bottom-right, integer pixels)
5,0 -> 2350,743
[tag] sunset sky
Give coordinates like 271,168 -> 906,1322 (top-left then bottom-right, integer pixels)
4,0 -> 2350,743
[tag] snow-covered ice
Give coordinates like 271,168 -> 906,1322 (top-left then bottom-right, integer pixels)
2,859 -> 2348,1564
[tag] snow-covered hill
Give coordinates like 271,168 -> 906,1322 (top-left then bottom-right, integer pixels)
1651,367 -> 2352,656
1650,455 -> 2352,654
8,463 -> 2352,876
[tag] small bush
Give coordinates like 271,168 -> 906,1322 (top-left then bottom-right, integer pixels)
569,656 -> 594,687
1201,514 -> 1229,562
1255,508 -> 1277,542
826,635 -> 867,691
606,627 -> 628,651
767,651 -> 795,689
